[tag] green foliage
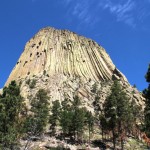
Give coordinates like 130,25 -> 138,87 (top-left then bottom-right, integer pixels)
59,96 -> 94,141
133,84 -> 137,88
86,111 -> 94,143
0,81 -> 24,148
24,89 -> 49,135
29,79 -> 37,89
26,79 -> 31,85
103,80 -> 130,149
72,107 -> 86,139
49,100 -> 61,135
145,64 -> 150,82
70,96 -> 86,140
59,98 -> 72,135
72,95 -> 81,109
143,64 -> 150,137
61,98 -> 71,110
91,82 -> 98,93
93,95 -> 101,116
99,113 -> 107,141
60,108 -> 74,136
127,99 -> 142,134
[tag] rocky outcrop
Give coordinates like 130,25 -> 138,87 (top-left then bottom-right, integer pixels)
6,27 -> 128,85
5,27 -> 144,110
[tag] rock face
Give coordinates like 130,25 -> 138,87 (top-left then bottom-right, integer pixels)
5,27 -> 144,109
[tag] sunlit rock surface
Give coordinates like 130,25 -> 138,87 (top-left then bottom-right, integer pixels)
5,27 -> 144,109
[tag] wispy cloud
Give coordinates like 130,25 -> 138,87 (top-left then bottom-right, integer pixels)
62,0 -> 137,28
99,0 -> 150,28
61,0 -> 150,29
72,1 -> 91,24
62,0 -> 99,27
99,0 -> 136,27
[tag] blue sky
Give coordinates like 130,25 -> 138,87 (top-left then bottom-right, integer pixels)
0,0 -> 150,91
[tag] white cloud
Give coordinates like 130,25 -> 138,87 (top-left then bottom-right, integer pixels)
99,0 -> 136,27
62,0 -> 98,27
61,0 -> 150,29
62,0 -> 137,27
72,1 -> 92,24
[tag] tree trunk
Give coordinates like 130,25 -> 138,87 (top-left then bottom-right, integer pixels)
89,128 -> 91,144
102,127 -> 104,142
112,129 -> 116,150
121,137 -> 124,150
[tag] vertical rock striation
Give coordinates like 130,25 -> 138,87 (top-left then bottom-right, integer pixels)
5,27 -> 144,109
6,27 -> 127,85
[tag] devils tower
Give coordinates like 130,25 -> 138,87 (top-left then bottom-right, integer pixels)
5,27 -> 144,108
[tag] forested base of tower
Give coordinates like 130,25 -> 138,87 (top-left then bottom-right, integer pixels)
0,80 -> 148,150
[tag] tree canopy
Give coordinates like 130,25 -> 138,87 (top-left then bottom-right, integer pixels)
0,81 -> 24,149
103,80 -> 130,149
24,89 -> 49,136
143,64 -> 150,137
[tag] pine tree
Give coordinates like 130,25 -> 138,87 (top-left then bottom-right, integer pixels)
117,89 -> 129,150
103,80 -> 129,150
61,98 -> 71,111
0,81 -> 24,149
60,109 -> 73,137
73,107 -> 86,141
49,100 -> 61,135
60,98 -> 73,137
71,95 -> 86,141
143,64 -> 150,137
86,111 -> 94,143
103,81 -> 118,149
127,99 -> 142,137
24,89 -> 49,136
60,96 -> 87,142
91,82 -> 98,93
99,112 -> 107,141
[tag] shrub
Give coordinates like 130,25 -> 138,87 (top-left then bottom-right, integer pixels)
29,79 -> 37,89
26,79 -> 31,85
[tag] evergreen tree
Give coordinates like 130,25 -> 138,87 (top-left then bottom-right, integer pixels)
61,98 -> 71,111
93,95 -> 101,118
60,109 -> 73,137
60,96 -> 88,142
91,82 -> 98,93
103,81 -> 118,149
72,107 -> 86,141
127,99 -> 142,137
71,95 -> 86,141
99,112 -> 107,141
49,100 -> 61,135
60,98 -> 73,137
0,81 -> 24,149
24,89 -> 49,136
103,80 -> 129,150
117,89 -> 129,150
86,111 -> 94,143
143,64 -> 150,137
